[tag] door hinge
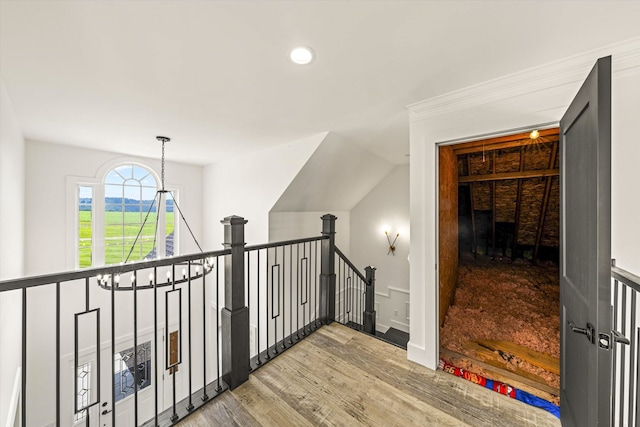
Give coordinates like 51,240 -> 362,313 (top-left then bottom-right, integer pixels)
599,330 -> 630,351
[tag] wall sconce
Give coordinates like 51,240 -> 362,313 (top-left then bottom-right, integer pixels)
385,231 -> 399,256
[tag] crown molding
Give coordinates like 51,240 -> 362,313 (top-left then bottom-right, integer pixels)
408,37 -> 640,120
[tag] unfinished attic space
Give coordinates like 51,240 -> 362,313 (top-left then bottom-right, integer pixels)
438,128 -> 561,405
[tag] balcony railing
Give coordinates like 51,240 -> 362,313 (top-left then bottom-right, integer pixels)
0,213 -> 375,427
611,260 -> 640,427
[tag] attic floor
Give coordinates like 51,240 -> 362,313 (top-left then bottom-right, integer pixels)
440,254 -> 560,404
177,323 -> 559,427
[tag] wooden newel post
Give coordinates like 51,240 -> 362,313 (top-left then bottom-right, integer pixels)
221,215 -> 249,390
319,214 -> 337,324
363,266 -> 377,334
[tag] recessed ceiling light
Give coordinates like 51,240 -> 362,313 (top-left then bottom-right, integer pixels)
290,46 -> 315,65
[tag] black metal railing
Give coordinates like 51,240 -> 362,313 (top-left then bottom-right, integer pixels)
4,249 -> 228,427
0,213 -> 377,427
611,260 -> 640,427
335,247 -> 376,335
246,236 -> 325,369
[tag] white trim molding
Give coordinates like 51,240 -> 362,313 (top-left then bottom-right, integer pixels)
408,36 -> 640,120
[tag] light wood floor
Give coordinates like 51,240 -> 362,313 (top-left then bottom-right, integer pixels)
176,323 -> 561,427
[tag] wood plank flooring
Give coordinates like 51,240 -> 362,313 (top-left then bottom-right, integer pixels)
176,324 -> 561,427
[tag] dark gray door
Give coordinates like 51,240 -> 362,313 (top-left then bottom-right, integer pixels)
560,56 -> 612,427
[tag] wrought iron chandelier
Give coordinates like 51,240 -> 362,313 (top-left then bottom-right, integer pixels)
97,136 -> 213,289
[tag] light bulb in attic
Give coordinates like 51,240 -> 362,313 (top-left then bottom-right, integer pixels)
167,270 -> 172,282
530,130 -> 540,140
130,274 -> 135,284
182,268 -> 187,280
115,274 -> 120,284
196,266 -> 201,274
149,272 -> 154,284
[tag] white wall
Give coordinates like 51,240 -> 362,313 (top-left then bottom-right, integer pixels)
202,133 -> 325,249
271,132 -> 394,213
408,38 -> 640,370
25,140 -> 203,275
0,81 -> 25,427
350,165 -> 410,333
611,71 -> 640,272
269,211 -> 351,254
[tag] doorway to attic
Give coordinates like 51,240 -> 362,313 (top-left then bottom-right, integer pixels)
437,128 -> 561,406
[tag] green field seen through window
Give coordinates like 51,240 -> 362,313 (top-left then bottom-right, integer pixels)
79,211 -> 175,267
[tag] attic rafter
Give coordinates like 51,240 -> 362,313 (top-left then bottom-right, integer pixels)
453,130 -> 559,155
458,169 -> 559,183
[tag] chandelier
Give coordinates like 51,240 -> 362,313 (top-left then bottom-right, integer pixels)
97,136 -> 213,289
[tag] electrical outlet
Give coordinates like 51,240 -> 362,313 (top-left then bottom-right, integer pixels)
394,310 -> 398,317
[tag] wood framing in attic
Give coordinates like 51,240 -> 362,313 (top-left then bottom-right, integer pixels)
455,127 -> 560,262
438,127 -> 560,327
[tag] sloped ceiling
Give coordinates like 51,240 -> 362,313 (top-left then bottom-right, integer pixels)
271,132 -> 394,212
1,1 -> 640,165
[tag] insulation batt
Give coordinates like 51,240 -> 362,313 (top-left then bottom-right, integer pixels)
440,253 -> 560,395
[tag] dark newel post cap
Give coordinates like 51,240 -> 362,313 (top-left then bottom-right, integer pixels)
321,213 -> 337,221
365,266 -> 376,272
221,215 -> 248,226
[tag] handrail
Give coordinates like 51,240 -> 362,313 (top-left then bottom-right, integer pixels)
335,246 -> 367,283
5,213 -> 376,427
245,235 -> 328,252
612,264 -> 640,293
0,248 -> 231,292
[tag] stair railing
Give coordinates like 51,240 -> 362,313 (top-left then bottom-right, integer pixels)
334,247 -> 377,335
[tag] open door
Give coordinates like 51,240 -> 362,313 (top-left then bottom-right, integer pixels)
560,56 -> 611,426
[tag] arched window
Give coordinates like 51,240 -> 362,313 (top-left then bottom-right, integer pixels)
77,163 -> 176,268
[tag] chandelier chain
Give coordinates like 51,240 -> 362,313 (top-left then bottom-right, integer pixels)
156,136 -> 170,191
161,139 -> 166,191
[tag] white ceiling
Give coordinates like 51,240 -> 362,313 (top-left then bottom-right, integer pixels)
2,1 -> 640,166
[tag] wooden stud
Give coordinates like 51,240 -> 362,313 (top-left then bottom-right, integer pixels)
491,151 -> 496,254
457,168 -> 559,183
438,146 -> 459,327
512,146 -> 525,260
466,155 -> 477,257
533,141 -> 558,263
